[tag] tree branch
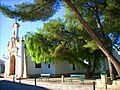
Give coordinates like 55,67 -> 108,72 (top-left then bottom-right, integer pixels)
64,0 -> 120,75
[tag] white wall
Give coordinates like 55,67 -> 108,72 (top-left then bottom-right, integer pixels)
15,41 -> 23,77
54,61 -> 80,74
4,59 -> 9,75
26,56 -> 56,75
41,63 -> 55,74
26,55 -> 42,75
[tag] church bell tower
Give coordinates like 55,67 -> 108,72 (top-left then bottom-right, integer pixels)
12,22 -> 20,42
5,21 -> 27,78
5,21 -> 21,77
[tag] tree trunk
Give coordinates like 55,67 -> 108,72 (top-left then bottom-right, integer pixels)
108,59 -> 115,80
65,0 -> 120,76
86,70 -> 93,78
86,60 -> 94,78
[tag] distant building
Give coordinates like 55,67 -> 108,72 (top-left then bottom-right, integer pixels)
0,59 -> 5,73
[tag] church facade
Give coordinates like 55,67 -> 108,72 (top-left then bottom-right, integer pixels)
4,22 -> 27,78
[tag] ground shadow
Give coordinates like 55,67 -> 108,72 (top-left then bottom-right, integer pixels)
0,80 -> 49,90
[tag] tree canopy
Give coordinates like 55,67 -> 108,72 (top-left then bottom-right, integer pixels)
0,0 -> 120,75
0,0 -> 62,21
24,18 -> 105,77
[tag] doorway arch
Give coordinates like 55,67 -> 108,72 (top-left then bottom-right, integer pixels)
10,55 -> 16,75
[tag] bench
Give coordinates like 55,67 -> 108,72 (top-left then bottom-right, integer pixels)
39,74 -> 50,82
69,74 -> 86,84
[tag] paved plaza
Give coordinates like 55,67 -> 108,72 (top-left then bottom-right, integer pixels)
0,77 -> 94,90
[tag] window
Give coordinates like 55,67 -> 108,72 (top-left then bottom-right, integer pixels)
35,62 -> 41,68
48,64 -> 50,68
72,64 -> 75,70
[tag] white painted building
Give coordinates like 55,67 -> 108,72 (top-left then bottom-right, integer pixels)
5,22 -> 120,79
4,22 -> 81,78
26,57 -> 82,77
4,22 -> 27,78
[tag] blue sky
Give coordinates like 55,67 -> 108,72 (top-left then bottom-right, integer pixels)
0,0 -> 65,60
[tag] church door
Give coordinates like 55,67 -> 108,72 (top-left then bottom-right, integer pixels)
10,55 -> 16,75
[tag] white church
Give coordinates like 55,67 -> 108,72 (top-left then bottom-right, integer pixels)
4,22 -> 120,79
4,22 -> 83,78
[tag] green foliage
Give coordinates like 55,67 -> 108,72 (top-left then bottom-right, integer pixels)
100,71 -> 107,75
1,0 -> 119,76
102,0 -> 120,33
0,0 -> 119,38
0,0 -> 61,21
24,18 -> 105,76
83,40 -> 98,52
24,32 -> 54,63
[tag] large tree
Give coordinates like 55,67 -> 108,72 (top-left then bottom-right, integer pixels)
64,0 -> 120,76
25,19 -> 105,78
0,0 -> 120,75
64,0 -> 118,79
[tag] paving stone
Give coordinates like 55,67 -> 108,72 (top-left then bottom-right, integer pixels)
0,77 -> 93,90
